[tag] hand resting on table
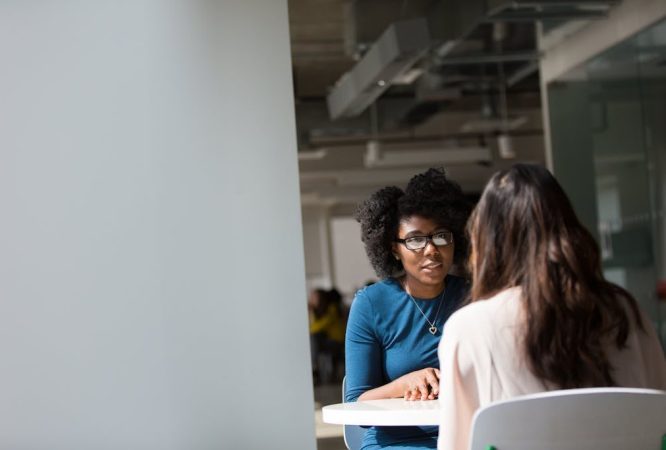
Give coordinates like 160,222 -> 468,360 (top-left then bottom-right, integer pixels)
357,367 -> 440,401
401,367 -> 440,401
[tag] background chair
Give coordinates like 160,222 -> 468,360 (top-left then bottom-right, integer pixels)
469,387 -> 666,450
342,376 -> 366,450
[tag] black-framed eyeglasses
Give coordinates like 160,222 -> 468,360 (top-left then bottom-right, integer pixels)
395,230 -> 454,251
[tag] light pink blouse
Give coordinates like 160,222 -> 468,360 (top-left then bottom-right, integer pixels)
437,287 -> 666,450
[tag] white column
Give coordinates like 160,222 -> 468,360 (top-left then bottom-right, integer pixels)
0,1 -> 315,449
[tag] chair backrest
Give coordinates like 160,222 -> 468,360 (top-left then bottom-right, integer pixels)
342,376 -> 366,450
469,388 -> 666,450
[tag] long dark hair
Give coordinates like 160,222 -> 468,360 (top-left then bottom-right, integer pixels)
468,164 -> 643,389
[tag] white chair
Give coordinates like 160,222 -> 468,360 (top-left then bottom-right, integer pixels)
469,388 -> 666,450
342,376 -> 366,450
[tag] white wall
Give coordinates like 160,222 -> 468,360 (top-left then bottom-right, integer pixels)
302,206 -> 334,292
0,2 -> 315,449
301,209 -> 376,301
330,217 -> 377,300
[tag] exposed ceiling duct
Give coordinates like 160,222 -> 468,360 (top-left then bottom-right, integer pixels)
326,18 -> 430,120
429,0 -> 619,61
459,115 -> 527,133
326,1 -> 593,126
486,0 -> 619,22
289,0 -> 620,208
323,0 -> 621,126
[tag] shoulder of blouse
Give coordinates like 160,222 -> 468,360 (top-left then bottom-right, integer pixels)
447,287 -> 522,327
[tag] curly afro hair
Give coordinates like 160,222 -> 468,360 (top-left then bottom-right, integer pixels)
354,168 -> 471,279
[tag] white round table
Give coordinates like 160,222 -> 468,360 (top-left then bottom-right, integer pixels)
322,399 -> 440,426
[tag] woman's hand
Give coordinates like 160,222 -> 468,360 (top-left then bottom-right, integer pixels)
355,367 -> 441,402
398,368 -> 440,401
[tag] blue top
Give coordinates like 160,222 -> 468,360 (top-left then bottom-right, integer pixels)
345,275 -> 468,449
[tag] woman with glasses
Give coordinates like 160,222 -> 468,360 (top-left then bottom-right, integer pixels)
345,168 -> 471,449
437,164 -> 666,450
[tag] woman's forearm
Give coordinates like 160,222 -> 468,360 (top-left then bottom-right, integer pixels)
356,368 -> 440,401
357,379 -> 404,401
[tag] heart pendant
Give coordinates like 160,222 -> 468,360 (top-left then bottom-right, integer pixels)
429,326 -> 437,335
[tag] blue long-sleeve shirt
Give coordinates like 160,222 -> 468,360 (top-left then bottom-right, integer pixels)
345,275 -> 468,449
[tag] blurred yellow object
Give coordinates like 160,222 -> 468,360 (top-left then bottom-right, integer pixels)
310,304 -> 345,342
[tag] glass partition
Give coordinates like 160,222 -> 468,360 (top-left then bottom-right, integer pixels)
547,18 -> 666,347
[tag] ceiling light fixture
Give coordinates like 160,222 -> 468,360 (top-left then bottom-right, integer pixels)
364,140 -> 491,168
297,149 -> 328,161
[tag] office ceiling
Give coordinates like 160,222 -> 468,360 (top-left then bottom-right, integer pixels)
288,0 -> 619,212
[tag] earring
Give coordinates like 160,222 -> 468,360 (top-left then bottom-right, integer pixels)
393,254 -> 400,260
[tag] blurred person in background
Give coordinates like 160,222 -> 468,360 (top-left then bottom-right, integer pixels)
309,288 -> 345,384
438,164 -> 666,450
346,168 -> 472,449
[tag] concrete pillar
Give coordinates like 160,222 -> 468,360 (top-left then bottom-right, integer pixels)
0,1 -> 315,449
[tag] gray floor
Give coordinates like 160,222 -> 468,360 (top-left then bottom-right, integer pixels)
314,382 -> 347,450
317,436 -> 347,450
